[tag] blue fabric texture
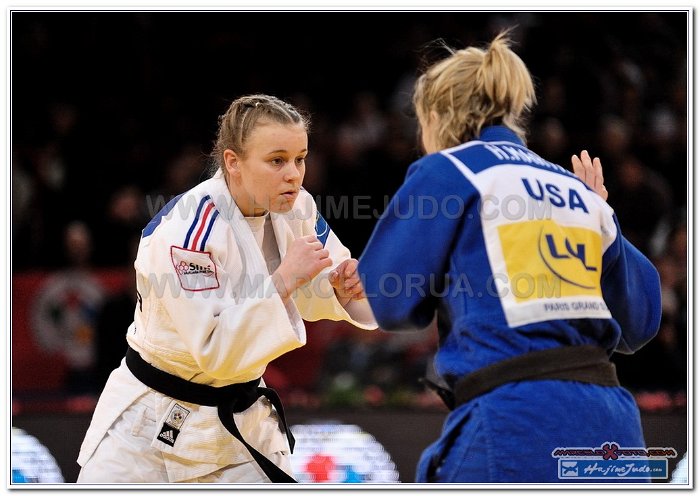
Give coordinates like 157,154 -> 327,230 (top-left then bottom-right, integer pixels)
358,126 -> 662,483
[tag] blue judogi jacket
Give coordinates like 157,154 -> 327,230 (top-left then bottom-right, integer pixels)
358,126 -> 662,482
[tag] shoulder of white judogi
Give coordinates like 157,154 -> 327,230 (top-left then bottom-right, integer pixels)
140,178 -> 224,252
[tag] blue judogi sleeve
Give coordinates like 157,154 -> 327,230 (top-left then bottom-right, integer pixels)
358,156 -> 472,331
601,215 -> 662,354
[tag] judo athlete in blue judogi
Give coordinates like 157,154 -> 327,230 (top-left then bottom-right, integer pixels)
358,31 -> 662,483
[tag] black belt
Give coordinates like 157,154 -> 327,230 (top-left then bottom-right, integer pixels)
125,346 -> 296,483
423,345 -> 620,411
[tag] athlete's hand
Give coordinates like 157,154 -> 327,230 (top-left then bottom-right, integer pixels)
273,235 -> 332,299
329,258 -> 366,304
572,150 -> 608,201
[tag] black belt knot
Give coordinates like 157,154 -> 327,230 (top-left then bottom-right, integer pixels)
125,346 -> 296,483
220,382 -> 263,413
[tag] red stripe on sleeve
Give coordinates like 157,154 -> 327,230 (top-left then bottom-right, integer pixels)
191,202 -> 214,250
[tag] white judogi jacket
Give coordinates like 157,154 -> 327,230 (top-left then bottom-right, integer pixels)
78,171 -> 377,481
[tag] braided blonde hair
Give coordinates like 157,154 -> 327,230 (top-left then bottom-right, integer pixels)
210,94 -> 310,174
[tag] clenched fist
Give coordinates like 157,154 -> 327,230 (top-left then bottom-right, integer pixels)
273,235 -> 332,299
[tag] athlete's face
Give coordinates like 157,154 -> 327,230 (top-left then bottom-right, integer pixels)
224,121 -> 307,216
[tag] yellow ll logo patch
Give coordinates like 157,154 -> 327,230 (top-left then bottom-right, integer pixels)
497,219 -> 603,302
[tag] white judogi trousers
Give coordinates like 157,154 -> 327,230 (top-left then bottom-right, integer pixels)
77,389 -> 293,483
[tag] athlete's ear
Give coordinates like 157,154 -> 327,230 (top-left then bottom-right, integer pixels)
223,149 -> 241,178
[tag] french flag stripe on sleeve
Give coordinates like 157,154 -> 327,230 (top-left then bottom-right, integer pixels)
198,210 -> 220,251
184,195 -> 218,250
191,203 -> 215,250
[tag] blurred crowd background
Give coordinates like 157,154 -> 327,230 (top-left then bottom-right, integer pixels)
12,11 -> 688,417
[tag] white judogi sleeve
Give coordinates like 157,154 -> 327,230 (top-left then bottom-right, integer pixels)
130,204 -> 306,383
288,190 -> 377,330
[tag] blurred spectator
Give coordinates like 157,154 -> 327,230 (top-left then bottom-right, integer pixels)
598,114 -> 633,167
13,142 -> 69,269
665,220 -> 688,356
93,185 -> 148,267
530,116 -> 570,167
12,153 -> 36,269
606,153 -> 673,256
93,235 -> 140,392
600,42 -> 646,127
153,144 -> 206,199
143,144 -> 207,232
93,282 -> 135,392
536,76 -> 568,122
30,221 -> 105,394
337,92 -> 387,154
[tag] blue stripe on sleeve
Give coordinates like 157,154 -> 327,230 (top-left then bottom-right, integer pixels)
184,195 -> 211,249
198,210 -> 220,251
142,193 -> 184,239
315,211 -> 330,246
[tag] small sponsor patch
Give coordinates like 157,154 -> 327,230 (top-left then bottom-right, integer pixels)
156,403 -> 190,447
166,403 -> 190,429
498,219 -> 603,302
157,424 -> 179,447
170,246 -> 220,291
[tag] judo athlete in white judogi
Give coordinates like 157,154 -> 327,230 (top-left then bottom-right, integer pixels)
77,95 -> 377,483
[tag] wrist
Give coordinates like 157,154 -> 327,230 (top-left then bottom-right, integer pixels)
271,271 -> 291,300
334,288 -> 351,307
